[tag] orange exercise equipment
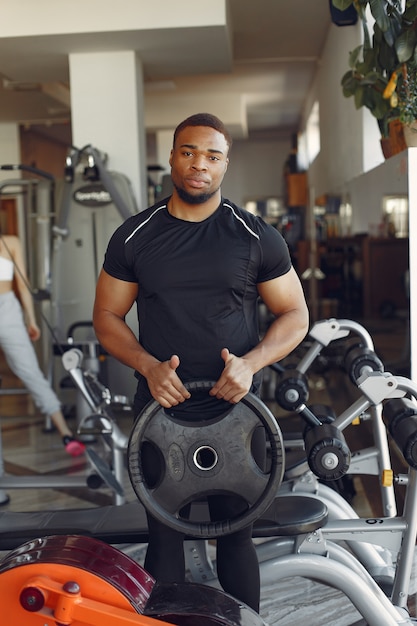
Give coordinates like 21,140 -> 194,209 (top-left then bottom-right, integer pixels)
0,534 -> 266,626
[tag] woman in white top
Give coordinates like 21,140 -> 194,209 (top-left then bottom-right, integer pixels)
0,232 -> 85,457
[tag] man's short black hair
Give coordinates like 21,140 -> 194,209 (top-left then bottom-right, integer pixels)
173,113 -> 233,151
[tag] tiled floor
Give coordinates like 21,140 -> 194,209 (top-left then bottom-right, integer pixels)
0,316 -> 415,625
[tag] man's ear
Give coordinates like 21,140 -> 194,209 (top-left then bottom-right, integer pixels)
169,149 -> 174,167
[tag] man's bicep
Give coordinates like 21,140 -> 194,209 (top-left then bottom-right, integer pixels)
94,269 -> 138,318
257,267 -> 307,316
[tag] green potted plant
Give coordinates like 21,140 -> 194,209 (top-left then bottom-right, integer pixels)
332,0 -> 417,153
395,60 -> 417,144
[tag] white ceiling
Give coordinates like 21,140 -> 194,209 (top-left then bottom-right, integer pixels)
0,0 -> 333,144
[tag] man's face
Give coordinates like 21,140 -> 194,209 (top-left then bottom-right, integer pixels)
169,125 -> 229,204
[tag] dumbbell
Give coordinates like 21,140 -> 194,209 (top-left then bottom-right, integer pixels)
275,369 -> 309,411
383,397 -> 417,470
344,343 -> 384,385
304,422 -> 351,481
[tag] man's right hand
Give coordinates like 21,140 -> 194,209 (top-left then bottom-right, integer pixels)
146,354 -> 191,408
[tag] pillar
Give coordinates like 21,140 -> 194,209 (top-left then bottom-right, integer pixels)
0,123 -> 21,181
69,50 -> 147,211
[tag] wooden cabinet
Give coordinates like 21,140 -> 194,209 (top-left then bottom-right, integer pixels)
285,172 -> 308,207
362,237 -> 409,318
296,236 -> 409,320
0,198 -> 19,234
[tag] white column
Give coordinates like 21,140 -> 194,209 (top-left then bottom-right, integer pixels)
156,129 -> 174,178
69,50 -> 147,211
0,123 -> 21,182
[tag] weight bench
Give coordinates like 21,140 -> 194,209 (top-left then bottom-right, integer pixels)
0,494 -> 328,552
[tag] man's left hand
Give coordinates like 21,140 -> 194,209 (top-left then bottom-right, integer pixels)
209,348 -> 253,403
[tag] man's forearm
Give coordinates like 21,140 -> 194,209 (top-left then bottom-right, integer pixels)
93,311 -> 159,375
243,309 -> 309,374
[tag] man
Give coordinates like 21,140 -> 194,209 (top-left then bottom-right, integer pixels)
93,112 -> 309,612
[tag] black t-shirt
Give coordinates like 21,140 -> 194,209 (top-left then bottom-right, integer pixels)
103,197 -> 292,418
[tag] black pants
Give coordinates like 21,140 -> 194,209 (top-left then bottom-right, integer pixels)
144,497 -> 261,612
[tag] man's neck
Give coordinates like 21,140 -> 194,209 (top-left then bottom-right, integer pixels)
167,192 -> 221,222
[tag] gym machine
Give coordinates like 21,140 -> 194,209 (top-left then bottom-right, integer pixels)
0,155 -> 136,503
62,345 -> 128,505
51,145 -> 139,409
0,534 -> 267,626
126,371 -> 417,624
264,318 -> 398,583
254,370 -> 417,625
0,344 -> 127,505
1,151 -> 138,420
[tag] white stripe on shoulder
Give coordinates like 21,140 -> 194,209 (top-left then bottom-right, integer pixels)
223,202 -> 260,240
124,205 -> 167,243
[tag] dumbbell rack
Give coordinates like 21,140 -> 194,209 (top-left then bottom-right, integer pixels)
274,317 -> 397,518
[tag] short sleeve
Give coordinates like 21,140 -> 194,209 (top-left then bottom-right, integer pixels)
257,219 -> 292,283
102,223 -> 136,282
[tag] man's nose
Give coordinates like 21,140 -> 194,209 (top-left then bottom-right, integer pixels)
192,155 -> 207,170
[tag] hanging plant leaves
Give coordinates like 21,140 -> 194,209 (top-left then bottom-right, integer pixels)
369,0 -> 391,33
396,30 -> 417,63
379,36 -> 398,72
354,84 -> 366,109
342,71 -> 359,96
348,45 -> 364,69
403,2 -> 417,25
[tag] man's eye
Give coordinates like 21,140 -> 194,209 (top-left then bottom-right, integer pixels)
209,156 -> 219,161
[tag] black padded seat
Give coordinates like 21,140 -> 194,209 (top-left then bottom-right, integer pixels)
252,495 -> 328,537
0,495 -> 328,551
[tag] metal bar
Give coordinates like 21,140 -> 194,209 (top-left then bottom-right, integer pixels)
369,403 -> 397,517
391,469 -> 417,607
259,554 -> 401,626
0,475 -> 88,489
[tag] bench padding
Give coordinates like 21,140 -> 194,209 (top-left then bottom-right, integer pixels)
0,495 -> 328,551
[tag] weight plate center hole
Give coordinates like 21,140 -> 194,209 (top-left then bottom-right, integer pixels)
193,445 -> 218,471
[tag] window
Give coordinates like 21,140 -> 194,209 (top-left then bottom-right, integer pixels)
382,195 -> 409,238
298,101 -> 320,169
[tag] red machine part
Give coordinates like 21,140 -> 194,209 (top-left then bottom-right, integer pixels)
0,534 -> 266,626
0,534 -> 167,626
